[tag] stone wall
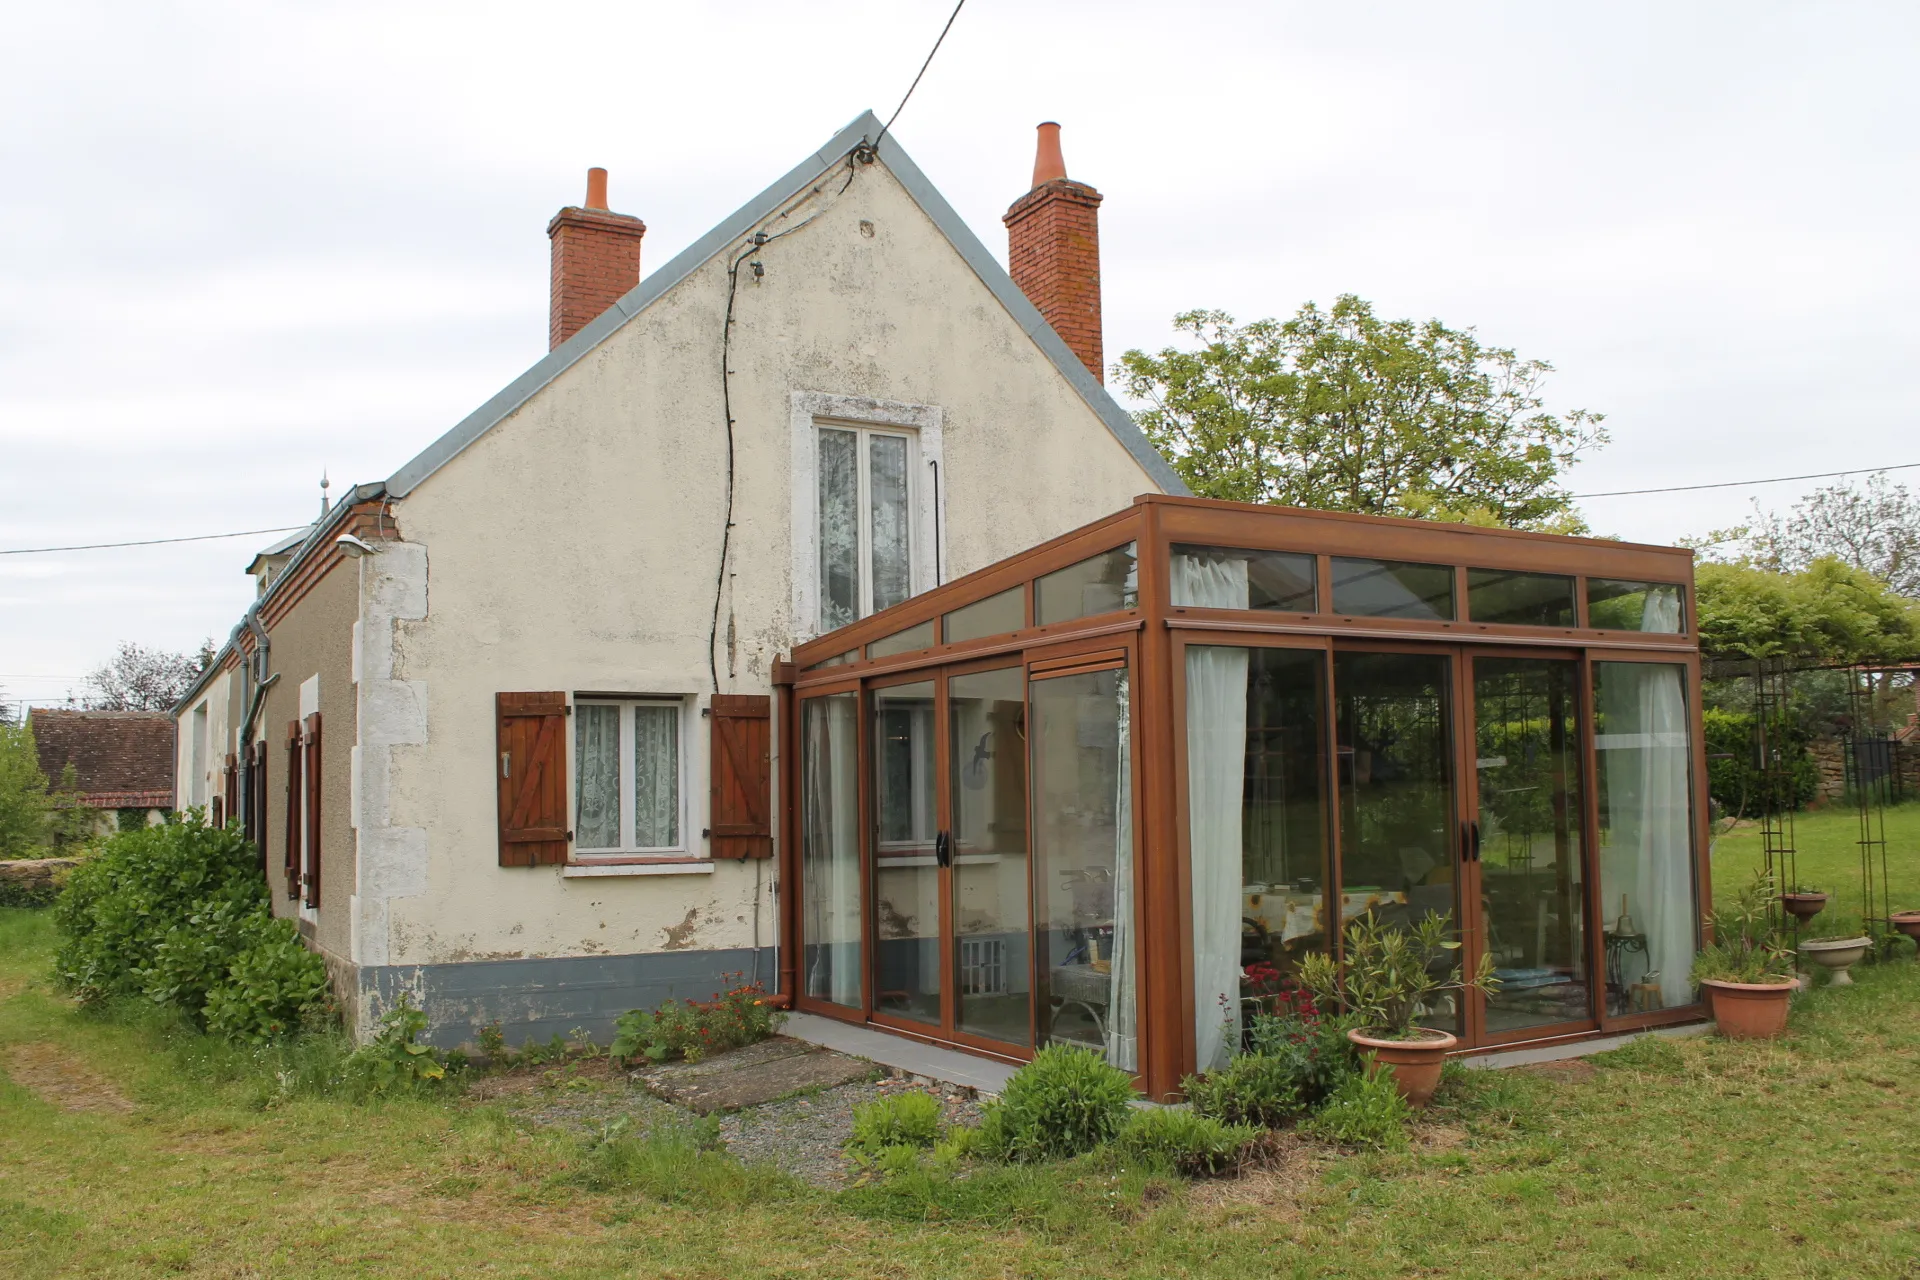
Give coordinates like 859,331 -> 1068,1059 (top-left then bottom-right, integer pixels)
1808,736 -> 1920,804
0,857 -> 81,907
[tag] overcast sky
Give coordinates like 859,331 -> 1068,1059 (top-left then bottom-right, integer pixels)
3,1 -> 1915,713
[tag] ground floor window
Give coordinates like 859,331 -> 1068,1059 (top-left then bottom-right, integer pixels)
574,698 -> 684,854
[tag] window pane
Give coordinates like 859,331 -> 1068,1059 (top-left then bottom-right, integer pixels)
1468,569 -> 1576,627
804,648 -> 859,671
867,619 -> 935,660
801,693 -> 861,1009
1331,557 -> 1455,620
950,667 -> 1031,1046
1186,646 -> 1327,1069
633,704 -> 679,848
869,434 -> 912,613
1588,580 -> 1685,633
574,704 -> 621,849
1595,662 -> 1697,1013
944,585 -> 1025,644
1171,545 -> 1317,612
817,429 -> 860,631
873,682 -> 939,1026
1035,543 -> 1139,625
1030,665 -> 1136,1071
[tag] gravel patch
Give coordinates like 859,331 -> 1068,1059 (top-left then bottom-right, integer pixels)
719,1073 -> 984,1187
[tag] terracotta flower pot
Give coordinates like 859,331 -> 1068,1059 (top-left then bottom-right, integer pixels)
1889,911 -> 1920,944
1347,1027 -> 1457,1107
1780,892 -> 1828,924
1700,978 -> 1796,1039
1799,936 -> 1872,985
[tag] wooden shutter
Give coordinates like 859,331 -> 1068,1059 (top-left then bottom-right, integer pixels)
284,720 -> 302,899
497,692 -> 570,866
247,741 -> 267,864
302,713 -> 322,909
709,694 -> 772,859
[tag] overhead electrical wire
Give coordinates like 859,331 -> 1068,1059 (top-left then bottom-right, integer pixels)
1572,461 -> 1920,499
0,526 -> 307,556
872,0 -> 967,155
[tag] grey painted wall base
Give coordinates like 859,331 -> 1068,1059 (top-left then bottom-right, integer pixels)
358,947 -> 780,1050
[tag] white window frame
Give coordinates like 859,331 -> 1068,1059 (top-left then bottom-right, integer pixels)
569,696 -> 690,858
790,391 -> 945,642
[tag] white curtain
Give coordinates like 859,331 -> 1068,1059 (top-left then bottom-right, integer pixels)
1174,552 -> 1251,1070
1597,642 -> 1695,1008
1106,671 -> 1139,1073
575,705 -> 620,849
633,705 -> 679,848
803,695 -> 862,1006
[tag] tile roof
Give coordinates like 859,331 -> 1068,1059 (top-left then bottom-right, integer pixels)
29,710 -> 176,802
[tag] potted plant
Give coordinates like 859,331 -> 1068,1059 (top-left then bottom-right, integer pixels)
1693,869 -> 1798,1039
1298,912 -> 1496,1108
1798,934 -> 1872,985
1889,910 -> 1920,945
1779,884 -> 1829,924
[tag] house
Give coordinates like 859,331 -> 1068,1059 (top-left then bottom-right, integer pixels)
30,709 -> 176,834
172,113 -> 1185,1045
782,495 -> 1710,1098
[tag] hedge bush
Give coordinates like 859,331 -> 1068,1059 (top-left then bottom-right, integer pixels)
977,1045 -> 1137,1163
53,812 -> 331,1039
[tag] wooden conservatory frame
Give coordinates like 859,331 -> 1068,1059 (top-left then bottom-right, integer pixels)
776,494 -> 1711,1100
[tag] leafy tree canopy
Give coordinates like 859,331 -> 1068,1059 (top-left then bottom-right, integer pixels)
84,640 -> 215,712
0,719 -> 51,858
1691,472 -> 1920,598
1694,557 -> 1920,665
1117,296 -> 1607,531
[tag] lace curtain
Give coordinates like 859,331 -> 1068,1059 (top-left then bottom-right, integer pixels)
803,694 -> 862,1007
1106,670 -> 1139,1073
575,704 -> 620,849
633,705 -> 679,848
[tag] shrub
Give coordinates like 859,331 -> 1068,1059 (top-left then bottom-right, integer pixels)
849,1089 -> 943,1156
202,915 -> 334,1043
1114,1107 -> 1258,1176
609,977 -> 782,1065
1245,1008 -> 1362,1106
54,812 -> 262,1003
1182,1051 -> 1306,1128
1301,1064 -> 1411,1150
1298,911 -> 1496,1039
976,1044 -> 1136,1163
1703,708 -> 1817,817
345,996 -> 449,1093
1692,867 -> 1796,986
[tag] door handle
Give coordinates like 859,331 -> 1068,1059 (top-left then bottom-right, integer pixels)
1470,820 -> 1482,862
935,831 -> 952,867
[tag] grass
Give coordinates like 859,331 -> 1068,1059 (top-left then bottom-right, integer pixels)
5,896 -> 1920,1277
1712,799 -> 1920,937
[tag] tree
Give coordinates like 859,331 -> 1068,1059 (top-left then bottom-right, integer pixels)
1117,296 -> 1607,531
83,640 -> 215,712
1696,473 -> 1920,597
0,719 -> 52,858
1693,558 -> 1920,666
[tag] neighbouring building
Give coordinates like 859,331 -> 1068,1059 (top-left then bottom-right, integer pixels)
30,709 -> 176,835
172,113 -> 1185,1046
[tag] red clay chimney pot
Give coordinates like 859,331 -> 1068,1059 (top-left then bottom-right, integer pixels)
1031,122 -> 1066,188
547,170 -> 644,350
585,167 -> 609,210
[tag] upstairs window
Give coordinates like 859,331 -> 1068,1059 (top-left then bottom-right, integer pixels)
818,425 -> 915,631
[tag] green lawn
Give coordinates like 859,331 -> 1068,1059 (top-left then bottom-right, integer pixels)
3,901 -> 1918,1278
1712,799 -> 1920,935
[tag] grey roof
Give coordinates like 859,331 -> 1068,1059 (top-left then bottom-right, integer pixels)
384,110 -> 1186,499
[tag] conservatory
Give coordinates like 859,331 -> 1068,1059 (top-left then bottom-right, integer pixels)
775,495 -> 1708,1100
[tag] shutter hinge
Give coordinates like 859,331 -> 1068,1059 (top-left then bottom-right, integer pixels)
701,827 -> 711,838
565,705 -> 572,716
701,707 -> 712,718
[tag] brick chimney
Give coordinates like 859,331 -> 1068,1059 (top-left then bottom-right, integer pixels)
1003,123 -> 1104,381
546,167 -> 646,350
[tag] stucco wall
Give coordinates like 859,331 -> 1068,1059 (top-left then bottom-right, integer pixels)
175,667 -> 237,813
260,561 -> 358,965
370,157 -> 1161,969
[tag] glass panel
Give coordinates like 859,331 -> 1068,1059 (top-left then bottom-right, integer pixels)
632,704 -> 679,849
817,428 -> 860,631
1588,580 -> 1685,633
1595,662 -> 1698,1014
873,682 -> 940,1026
867,619 -> 936,660
804,649 -> 859,671
1035,543 -> 1138,625
1468,569 -> 1576,627
1186,646 -> 1328,1069
574,704 -> 621,850
801,693 -> 861,1009
950,667 -> 1031,1046
1474,658 -> 1589,1032
1331,558 -> 1455,621
1030,665 -> 1136,1070
869,434 -> 912,614
944,585 -> 1026,644
1171,545 -> 1318,613
1334,651 -> 1460,1032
